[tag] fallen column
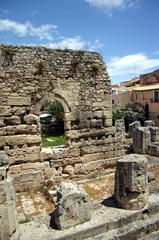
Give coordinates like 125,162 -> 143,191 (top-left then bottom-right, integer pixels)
52,181 -> 91,230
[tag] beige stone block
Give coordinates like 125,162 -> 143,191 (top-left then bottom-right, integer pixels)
26,135 -> 41,144
10,152 -> 41,164
4,116 -> 20,125
0,118 -> 5,127
0,127 -> 6,136
83,160 -> 102,172
6,125 -> 29,135
7,96 -> 31,106
104,119 -> 112,127
81,144 -> 113,155
9,165 -> 21,174
0,136 -> 6,147
24,114 -> 39,125
103,111 -> 112,119
21,162 -> 45,170
74,163 -> 86,175
6,135 -> 27,145
63,157 -> 81,166
81,152 -> 105,163
13,170 -> 44,192
0,106 -> 11,116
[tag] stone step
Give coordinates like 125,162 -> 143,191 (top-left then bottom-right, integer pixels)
19,194 -> 159,240
86,212 -> 159,239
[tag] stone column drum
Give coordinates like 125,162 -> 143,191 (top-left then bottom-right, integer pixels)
114,154 -> 148,210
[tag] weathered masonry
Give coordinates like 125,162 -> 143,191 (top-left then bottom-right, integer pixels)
0,44 -> 123,191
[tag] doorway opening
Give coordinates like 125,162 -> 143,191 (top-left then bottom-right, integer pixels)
40,99 -> 65,148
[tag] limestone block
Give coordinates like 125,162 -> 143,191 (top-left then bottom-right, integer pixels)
0,106 -> 11,116
149,126 -> 159,142
12,170 -> 44,192
52,181 -> 91,229
94,110 -> 103,119
0,127 -> 6,136
114,154 -> 148,210
5,135 -> 27,146
147,143 -> 159,157
81,152 -> 106,163
9,152 -> 41,164
7,96 -> 31,106
0,118 -> 5,127
6,125 -> 29,135
74,163 -> 86,175
0,136 -> 6,147
4,116 -> 20,125
132,127 -> 151,154
0,151 -> 9,166
103,110 -> 112,119
24,114 -> 40,125
0,172 -> 19,240
63,165 -> 74,176
90,119 -> 103,128
104,118 -> 112,127
129,121 -> 141,138
5,134 -> 41,146
144,120 -> 155,127
11,106 -> 26,115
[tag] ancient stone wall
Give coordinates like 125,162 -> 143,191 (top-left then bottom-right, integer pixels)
0,44 -> 123,191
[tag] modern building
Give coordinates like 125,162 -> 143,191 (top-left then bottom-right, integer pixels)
112,70 -> 159,126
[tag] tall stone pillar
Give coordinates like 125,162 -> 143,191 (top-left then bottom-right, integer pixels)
0,151 -> 19,240
114,154 -> 148,210
132,127 -> 151,154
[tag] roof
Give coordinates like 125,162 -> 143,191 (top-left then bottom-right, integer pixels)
133,84 -> 159,91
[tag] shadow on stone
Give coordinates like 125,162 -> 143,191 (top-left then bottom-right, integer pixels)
101,196 -> 117,208
49,212 -> 58,230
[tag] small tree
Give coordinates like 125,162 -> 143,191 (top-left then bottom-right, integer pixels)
113,102 -> 146,131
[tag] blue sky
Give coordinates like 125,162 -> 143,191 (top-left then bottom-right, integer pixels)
0,0 -> 159,83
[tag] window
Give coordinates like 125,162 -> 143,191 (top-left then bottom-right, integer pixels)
154,91 -> 159,102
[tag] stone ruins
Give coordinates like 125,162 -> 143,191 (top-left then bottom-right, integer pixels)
1,44 -> 159,239
131,120 -> 159,157
0,44 -> 123,193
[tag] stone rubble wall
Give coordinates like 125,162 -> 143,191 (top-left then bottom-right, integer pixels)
0,44 -> 124,191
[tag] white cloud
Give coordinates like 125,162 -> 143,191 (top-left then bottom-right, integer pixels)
85,0 -> 140,15
108,53 -> 159,76
0,19 -> 57,40
44,37 -> 103,51
0,18 -> 103,51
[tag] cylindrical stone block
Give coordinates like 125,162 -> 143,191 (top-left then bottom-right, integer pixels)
114,154 -> 148,210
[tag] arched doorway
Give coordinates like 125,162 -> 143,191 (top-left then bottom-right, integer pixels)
34,92 -> 72,149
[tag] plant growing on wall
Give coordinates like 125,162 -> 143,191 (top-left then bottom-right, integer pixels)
34,61 -> 46,75
1,46 -> 14,66
90,64 -> 99,77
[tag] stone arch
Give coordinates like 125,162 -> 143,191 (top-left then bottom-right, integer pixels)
34,92 -> 71,115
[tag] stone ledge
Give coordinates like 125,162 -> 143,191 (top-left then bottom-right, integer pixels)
19,194 -> 159,240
